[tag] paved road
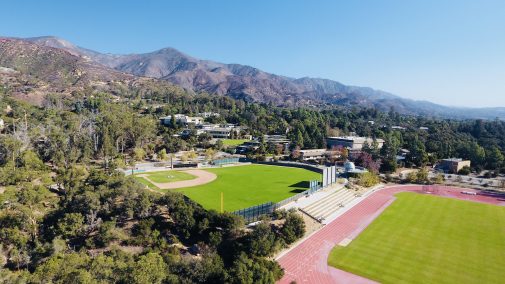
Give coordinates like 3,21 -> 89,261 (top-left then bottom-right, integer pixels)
277,185 -> 505,284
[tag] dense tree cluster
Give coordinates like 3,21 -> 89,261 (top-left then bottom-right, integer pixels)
0,164 -> 306,283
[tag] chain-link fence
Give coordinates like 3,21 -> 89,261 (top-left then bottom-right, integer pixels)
231,202 -> 276,223
212,157 -> 240,166
232,179 -> 323,223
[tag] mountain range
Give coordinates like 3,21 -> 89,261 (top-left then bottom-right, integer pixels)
1,35 -> 504,119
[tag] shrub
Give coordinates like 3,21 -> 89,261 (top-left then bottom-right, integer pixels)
357,172 -> 380,187
458,166 -> 471,175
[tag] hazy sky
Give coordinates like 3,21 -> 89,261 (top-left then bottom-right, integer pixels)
1,0 -> 504,107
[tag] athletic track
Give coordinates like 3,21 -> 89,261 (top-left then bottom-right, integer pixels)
277,185 -> 505,284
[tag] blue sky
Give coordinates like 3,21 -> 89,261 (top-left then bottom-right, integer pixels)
1,0 -> 504,107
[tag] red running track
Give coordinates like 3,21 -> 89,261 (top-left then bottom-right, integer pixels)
277,185 -> 505,284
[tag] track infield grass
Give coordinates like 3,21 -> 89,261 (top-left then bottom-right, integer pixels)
328,192 -> 505,284
176,165 -> 320,212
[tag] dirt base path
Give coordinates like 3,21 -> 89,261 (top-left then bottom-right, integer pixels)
277,185 -> 505,284
139,169 -> 217,189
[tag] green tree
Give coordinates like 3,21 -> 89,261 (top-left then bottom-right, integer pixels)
57,213 -> 85,239
486,146 -> 504,170
204,148 -> 216,162
158,148 -> 168,161
131,252 -> 167,284
357,172 -> 380,187
458,166 -> 471,175
133,147 -> 146,161
247,222 -> 280,257
280,210 -> 305,244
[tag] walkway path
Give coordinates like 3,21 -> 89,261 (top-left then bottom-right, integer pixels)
277,185 -> 505,284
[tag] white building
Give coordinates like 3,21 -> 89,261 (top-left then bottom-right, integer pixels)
197,112 -> 220,118
194,123 -> 242,138
299,149 -> 340,161
160,114 -> 204,126
184,116 -> 204,125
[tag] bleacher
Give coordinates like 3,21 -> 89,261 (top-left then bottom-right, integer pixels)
300,188 -> 360,222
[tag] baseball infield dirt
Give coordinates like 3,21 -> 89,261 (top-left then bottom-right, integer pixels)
139,169 -> 217,189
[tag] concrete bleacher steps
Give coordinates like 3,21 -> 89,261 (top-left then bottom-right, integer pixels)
303,188 -> 349,211
301,188 -> 361,221
308,191 -> 355,217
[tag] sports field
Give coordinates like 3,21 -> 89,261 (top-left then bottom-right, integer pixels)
328,192 -> 505,284
176,165 -> 320,212
220,139 -> 250,146
141,170 -> 196,183
134,170 -> 197,190
134,176 -> 160,190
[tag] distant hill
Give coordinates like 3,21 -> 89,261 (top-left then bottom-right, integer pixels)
4,36 -> 505,119
0,37 -> 186,105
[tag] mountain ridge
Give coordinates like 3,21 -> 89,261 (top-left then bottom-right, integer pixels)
5,36 -> 505,119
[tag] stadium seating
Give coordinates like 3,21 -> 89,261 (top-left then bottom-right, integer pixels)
301,188 -> 360,221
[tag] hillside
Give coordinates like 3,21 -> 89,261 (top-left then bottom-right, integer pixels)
0,38 -> 185,104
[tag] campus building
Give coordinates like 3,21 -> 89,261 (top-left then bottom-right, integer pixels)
439,158 -> 471,173
326,136 -> 384,150
159,114 -> 204,126
298,149 -> 341,162
264,134 -> 291,152
298,149 -> 327,161
199,124 -> 241,138
236,141 -> 261,154
263,134 -> 291,144
203,127 -> 235,138
196,112 -> 220,118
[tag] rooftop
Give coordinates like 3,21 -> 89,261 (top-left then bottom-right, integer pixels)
299,149 -> 327,155
327,136 -> 385,143
442,158 -> 467,162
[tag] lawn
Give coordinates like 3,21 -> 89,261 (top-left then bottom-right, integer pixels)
134,176 -> 160,190
137,170 -> 196,183
328,192 -> 505,284
220,139 -> 249,146
134,170 -> 197,191
176,165 -> 320,212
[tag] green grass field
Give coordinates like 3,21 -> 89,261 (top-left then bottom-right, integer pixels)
141,170 -> 196,183
134,170 -> 196,191
220,139 -> 250,146
134,176 -> 160,190
328,192 -> 505,284
176,165 -> 320,212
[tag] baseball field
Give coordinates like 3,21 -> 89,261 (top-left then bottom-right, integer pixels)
176,164 -> 321,212
328,192 -> 505,284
